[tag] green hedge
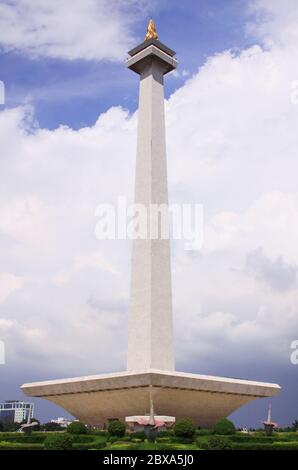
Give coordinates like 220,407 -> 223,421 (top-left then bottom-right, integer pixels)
44,434 -> 73,450
117,435 -> 132,442
231,442 -> 298,450
90,430 -> 108,437
271,442 -> 298,450
3,430 -> 298,451
156,436 -> 171,443
0,441 -> 44,450
273,433 -> 298,441
196,429 -> 213,436
130,431 -> 146,441
205,436 -> 232,450
70,435 -> 98,443
156,430 -> 174,437
108,442 -> 140,450
72,441 -> 107,450
227,435 -> 276,444
170,436 -> 194,444
227,434 -> 298,445
0,434 -> 46,443
0,432 -> 107,444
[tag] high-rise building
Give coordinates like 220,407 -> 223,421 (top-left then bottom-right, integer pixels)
0,400 -> 34,424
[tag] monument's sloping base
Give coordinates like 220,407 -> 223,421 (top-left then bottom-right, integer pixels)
21,370 -> 280,428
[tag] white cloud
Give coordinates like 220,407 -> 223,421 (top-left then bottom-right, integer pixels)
174,192 -> 298,367
0,0 -> 147,61
50,250 -> 120,287
248,0 -> 298,48
0,196 -> 53,247
204,191 -> 298,265
74,252 -> 119,275
0,272 -> 24,303
0,319 -> 16,330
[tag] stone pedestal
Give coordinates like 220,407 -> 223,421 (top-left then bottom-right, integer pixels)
21,369 -> 280,428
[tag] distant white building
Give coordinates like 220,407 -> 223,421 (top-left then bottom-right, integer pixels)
50,417 -> 73,428
0,401 -> 34,424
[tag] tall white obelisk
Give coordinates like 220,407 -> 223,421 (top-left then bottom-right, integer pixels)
126,20 -> 178,371
21,20 -> 281,427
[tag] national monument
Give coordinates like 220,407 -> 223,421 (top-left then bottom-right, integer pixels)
21,20 -> 280,427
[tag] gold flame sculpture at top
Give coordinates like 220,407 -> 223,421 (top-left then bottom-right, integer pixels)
145,18 -> 158,41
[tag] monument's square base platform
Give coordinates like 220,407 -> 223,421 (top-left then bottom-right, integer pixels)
21,369 -> 280,428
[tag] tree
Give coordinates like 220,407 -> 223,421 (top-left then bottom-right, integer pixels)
0,421 -> 4,432
2,422 -> 19,432
292,420 -> 298,432
213,418 -> 236,435
207,436 -> 232,450
41,422 -> 65,432
44,434 -> 73,450
173,419 -> 196,438
107,420 -> 126,437
67,421 -> 87,435
25,419 -> 41,433
31,418 -> 40,427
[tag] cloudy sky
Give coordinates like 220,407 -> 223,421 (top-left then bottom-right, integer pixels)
1,0 -> 298,427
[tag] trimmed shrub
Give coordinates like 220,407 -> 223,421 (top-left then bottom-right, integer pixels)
67,421 -> 87,435
0,434 -> 46,443
41,422 -> 64,432
272,442 -> 298,450
130,431 -> 146,441
206,436 -> 232,450
156,436 -> 171,443
91,430 -> 108,437
232,441 -> 298,451
104,435 -> 130,443
44,433 -> 73,450
0,423 -> 19,432
155,443 -> 179,450
108,436 -> 120,444
72,440 -> 106,450
0,441 -> 44,450
108,420 -> 126,438
272,432 -> 298,441
70,435 -> 97,443
109,442 -> 139,450
171,436 -> 194,444
173,419 -> 196,439
229,435 -> 275,444
157,429 -> 174,437
118,435 -> 132,442
196,428 -> 212,436
213,418 -> 236,435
